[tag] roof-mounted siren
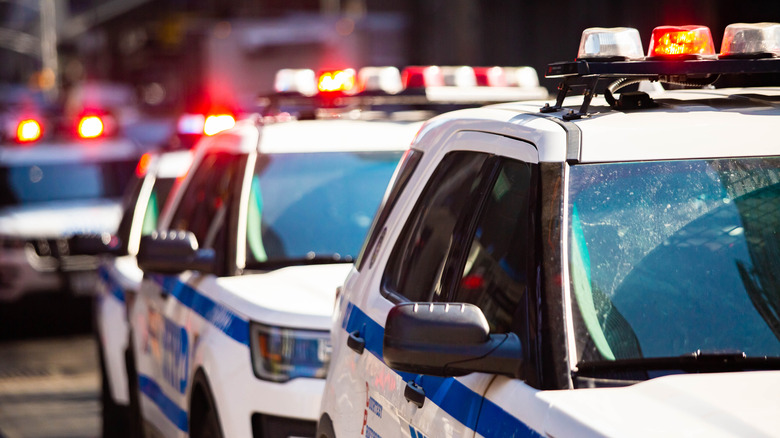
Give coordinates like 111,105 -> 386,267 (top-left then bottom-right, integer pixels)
401,66 -> 445,89
647,25 -> 716,59
577,27 -> 645,61
318,69 -> 358,95
719,22 -> 780,59
274,69 -> 317,96
357,67 -> 404,94
441,66 -> 478,87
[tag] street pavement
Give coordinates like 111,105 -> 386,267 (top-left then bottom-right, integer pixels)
0,292 -> 100,438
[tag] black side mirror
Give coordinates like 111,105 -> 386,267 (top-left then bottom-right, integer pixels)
383,302 -> 522,378
67,232 -> 124,256
137,231 -> 215,274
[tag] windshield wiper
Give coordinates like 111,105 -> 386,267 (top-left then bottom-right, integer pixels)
576,350 -> 780,376
247,253 -> 354,270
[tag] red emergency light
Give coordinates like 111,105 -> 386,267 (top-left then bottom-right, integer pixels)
77,115 -> 105,139
648,25 -> 716,58
16,119 -> 42,143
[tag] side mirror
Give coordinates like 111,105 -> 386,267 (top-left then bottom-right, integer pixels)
383,302 -> 522,378
67,232 -> 124,256
137,231 -> 215,274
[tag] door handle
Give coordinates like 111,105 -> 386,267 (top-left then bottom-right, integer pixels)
347,330 -> 365,354
404,380 -> 425,408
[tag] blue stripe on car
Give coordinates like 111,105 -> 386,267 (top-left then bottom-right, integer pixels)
343,302 -> 543,438
149,274 -> 250,346
97,265 -> 125,303
138,373 -> 189,432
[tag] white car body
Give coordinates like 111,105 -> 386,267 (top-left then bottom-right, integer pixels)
0,140 -> 141,301
319,85 -> 780,438
128,116 -> 423,438
95,149 -> 193,410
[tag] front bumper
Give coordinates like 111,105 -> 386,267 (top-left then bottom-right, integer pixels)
0,238 -> 101,300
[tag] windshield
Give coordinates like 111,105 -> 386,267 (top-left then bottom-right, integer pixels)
245,151 -> 403,268
568,158 -> 780,365
0,159 -> 136,208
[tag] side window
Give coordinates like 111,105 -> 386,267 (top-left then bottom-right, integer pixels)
169,151 -> 242,253
355,149 -> 423,272
383,151 -> 490,302
450,159 -> 537,333
141,177 -> 177,236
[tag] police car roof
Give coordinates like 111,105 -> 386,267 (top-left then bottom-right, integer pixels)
151,149 -> 193,179
196,117 -> 422,156
414,86 -> 780,164
0,138 -> 140,165
259,118 -> 422,153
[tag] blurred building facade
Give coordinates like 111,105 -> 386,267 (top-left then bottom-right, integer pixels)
1,0 -> 779,109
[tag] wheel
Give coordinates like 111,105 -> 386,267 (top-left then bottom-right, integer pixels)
189,373 -> 224,438
191,403 -> 223,438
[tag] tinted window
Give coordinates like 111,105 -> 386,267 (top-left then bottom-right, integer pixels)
451,159 -> 536,333
383,151 -> 490,302
0,159 -> 136,207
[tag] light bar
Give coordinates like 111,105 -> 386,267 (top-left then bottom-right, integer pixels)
274,68 -> 317,96
647,25 -> 716,59
16,119 -> 42,143
578,27 -> 644,60
177,113 -> 205,135
401,66 -> 445,88
357,66 -> 403,94
78,115 -> 104,139
441,66 -> 477,87
720,22 -> 780,58
317,69 -> 357,94
203,114 -> 235,136
474,66 -> 508,86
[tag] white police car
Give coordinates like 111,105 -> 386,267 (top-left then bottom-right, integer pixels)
125,64 -> 547,438
318,23 -> 780,438
0,110 -> 141,301
69,149 -> 194,437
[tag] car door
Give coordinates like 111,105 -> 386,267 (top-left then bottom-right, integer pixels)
133,149 -> 246,437
333,131 -> 539,438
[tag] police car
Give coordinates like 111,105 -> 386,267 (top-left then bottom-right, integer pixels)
318,23 -> 780,438
68,149 -> 194,437
0,103 -> 142,301
125,65 -> 547,438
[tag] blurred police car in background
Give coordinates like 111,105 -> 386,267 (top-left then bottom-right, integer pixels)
68,148 -> 194,437
0,83 -> 144,301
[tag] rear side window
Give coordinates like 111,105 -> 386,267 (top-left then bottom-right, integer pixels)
383,151 -> 490,302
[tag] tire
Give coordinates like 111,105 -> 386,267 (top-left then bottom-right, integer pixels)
189,372 -> 224,438
191,403 -> 223,438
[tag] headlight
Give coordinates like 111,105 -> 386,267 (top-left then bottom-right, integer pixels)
249,322 -> 331,382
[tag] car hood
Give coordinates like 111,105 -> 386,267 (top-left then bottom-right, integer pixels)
217,263 -> 352,330
539,371 -> 780,437
0,199 -> 122,238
